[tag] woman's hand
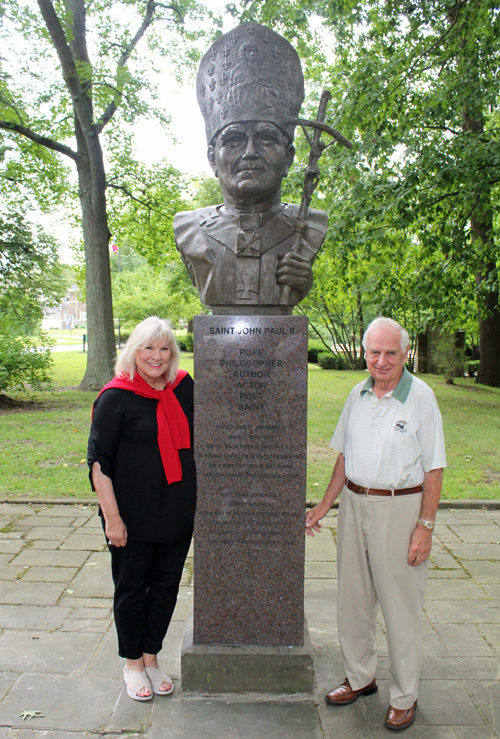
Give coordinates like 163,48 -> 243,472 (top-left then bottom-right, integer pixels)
92,462 -> 127,547
105,516 -> 128,547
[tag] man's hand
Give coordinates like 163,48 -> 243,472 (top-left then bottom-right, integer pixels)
407,524 -> 433,566
305,503 -> 329,537
276,252 -> 312,292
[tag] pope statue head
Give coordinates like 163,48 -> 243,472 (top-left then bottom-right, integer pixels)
174,22 -> 328,315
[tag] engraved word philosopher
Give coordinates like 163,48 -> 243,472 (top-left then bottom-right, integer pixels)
174,22 -> 329,315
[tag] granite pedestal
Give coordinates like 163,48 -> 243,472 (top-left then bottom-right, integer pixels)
181,315 -> 313,693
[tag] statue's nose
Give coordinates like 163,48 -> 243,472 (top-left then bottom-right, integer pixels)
242,138 -> 258,158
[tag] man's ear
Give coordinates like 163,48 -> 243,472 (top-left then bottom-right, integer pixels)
283,144 -> 295,177
208,145 -> 218,178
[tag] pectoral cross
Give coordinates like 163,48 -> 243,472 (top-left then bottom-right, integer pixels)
236,268 -> 259,301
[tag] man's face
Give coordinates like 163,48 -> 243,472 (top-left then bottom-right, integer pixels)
365,326 -> 408,388
208,121 -> 294,208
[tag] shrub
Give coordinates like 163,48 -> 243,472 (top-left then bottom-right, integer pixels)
466,359 -> 480,377
183,333 -> 194,352
308,340 -> 327,363
318,352 -> 347,370
116,331 -> 131,346
431,335 -> 465,384
176,336 -> 187,351
0,320 -> 53,392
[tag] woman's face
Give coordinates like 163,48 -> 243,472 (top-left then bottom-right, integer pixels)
135,338 -> 171,385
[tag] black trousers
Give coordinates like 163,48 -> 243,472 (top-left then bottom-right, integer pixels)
109,534 -> 192,659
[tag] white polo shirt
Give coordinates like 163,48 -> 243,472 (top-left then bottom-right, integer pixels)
330,368 -> 447,489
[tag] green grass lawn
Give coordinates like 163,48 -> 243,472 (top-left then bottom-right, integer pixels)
305,366 -> 500,500
0,352 -> 498,500
42,328 -> 87,346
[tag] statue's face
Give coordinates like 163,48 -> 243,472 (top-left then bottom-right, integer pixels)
243,43 -> 259,62
208,121 -> 295,208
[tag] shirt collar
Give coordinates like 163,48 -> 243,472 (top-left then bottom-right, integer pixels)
360,366 -> 413,404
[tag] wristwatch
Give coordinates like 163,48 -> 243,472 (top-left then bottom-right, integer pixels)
418,519 -> 435,530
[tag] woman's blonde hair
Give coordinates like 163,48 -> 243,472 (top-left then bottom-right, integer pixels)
115,316 -> 180,384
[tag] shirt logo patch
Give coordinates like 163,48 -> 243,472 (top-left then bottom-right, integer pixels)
394,420 -> 408,433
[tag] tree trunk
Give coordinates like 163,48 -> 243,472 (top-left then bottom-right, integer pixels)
462,115 -> 500,387
76,127 -> 116,390
475,256 -> 500,388
66,0 -> 116,391
356,285 -> 365,369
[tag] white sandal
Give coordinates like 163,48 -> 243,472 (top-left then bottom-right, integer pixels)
145,666 -> 174,695
123,666 -> 153,701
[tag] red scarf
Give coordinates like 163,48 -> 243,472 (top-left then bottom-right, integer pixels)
94,369 -> 191,484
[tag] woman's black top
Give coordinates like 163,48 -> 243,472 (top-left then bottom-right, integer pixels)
87,374 -> 196,542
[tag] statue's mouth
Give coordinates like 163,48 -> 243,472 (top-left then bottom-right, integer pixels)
237,167 -> 263,175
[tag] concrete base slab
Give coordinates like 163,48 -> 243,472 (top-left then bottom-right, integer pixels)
0,605 -> 70,631
106,684 -> 153,732
17,733 -> 107,739
148,697 -> 322,739
0,581 -> 67,606
181,616 -> 314,694
0,631 -> 102,673
0,672 -> 17,701
0,674 -> 121,731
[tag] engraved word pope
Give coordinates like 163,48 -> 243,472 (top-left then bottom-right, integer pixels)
174,23 -> 328,315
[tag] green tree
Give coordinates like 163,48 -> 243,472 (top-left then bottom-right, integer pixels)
242,0 -> 500,385
0,0 -> 213,390
112,259 -> 202,330
0,199 -> 65,330
0,198 -> 64,393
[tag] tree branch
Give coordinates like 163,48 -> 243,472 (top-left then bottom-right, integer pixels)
36,0 -> 93,130
94,0 -> 158,133
385,8 -> 463,99
106,181 -> 168,215
423,124 -> 461,135
0,120 -> 79,162
155,3 -> 184,23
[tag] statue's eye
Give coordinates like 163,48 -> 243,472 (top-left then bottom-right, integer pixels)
222,134 -> 245,147
257,133 -> 277,145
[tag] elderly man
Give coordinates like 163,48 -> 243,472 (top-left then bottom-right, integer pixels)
174,22 -> 328,314
306,317 -> 446,731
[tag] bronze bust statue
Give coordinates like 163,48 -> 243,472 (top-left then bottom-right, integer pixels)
174,22 -> 328,315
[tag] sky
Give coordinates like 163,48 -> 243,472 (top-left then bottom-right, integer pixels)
133,83 -> 213,177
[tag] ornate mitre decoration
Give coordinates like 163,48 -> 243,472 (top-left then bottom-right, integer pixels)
197,22 -> 305,144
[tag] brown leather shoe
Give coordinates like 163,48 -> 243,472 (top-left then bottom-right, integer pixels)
384,701 -> 417,731
325,677 -> 378,706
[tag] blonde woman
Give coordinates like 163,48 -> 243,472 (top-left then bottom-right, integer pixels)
88,317 -> 196,701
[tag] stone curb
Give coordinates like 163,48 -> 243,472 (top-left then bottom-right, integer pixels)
0,497 -> 97,505
1,497 -> 499,509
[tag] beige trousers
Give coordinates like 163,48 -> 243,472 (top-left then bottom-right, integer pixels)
337,485 -> 428,709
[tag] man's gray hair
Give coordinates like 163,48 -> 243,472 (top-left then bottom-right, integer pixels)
115,316 -> 180,384
362,317 -> 410,354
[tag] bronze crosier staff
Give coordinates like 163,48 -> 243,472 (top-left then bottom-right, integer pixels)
279,90 -> 353,306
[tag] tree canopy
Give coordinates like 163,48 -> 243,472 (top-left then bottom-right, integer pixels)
0,191 -> 65,393
243,0 -> 500,384
0,0 -> 215,389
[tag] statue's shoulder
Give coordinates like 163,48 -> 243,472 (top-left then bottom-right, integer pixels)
283,203 -> 328,234
174,206 -> 209,226
174,206 -> 224,231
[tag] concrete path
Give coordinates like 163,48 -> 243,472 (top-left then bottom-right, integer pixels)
0,502 -> 499,739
